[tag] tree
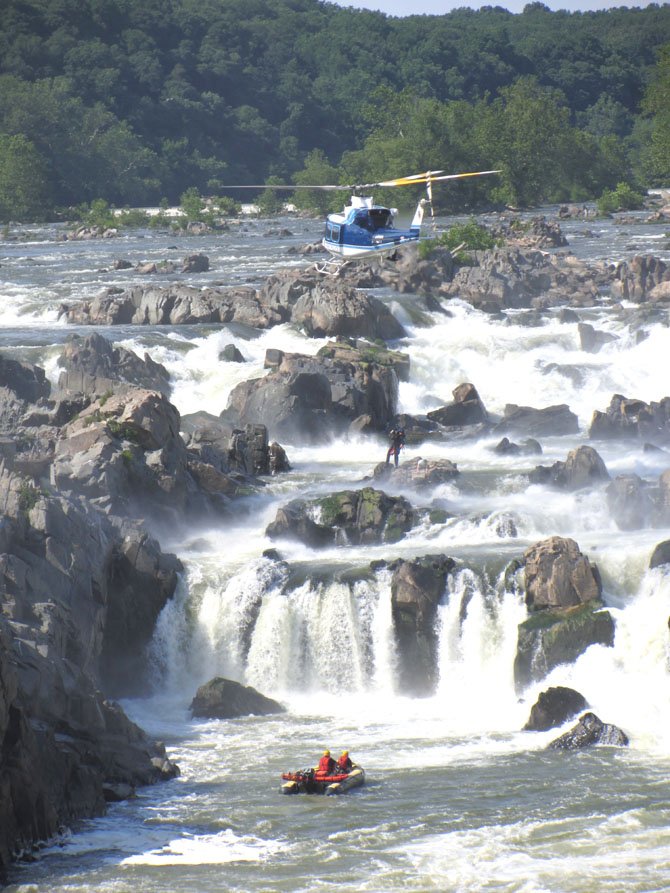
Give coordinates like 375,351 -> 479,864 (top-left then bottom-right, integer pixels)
0,133 -> 50,221
292,149 -> 341,213
642,43 -> 670,185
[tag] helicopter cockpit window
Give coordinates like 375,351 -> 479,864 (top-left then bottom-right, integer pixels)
354,214 -> 373,231
370,209 -> 392,229
326,223 -> 340,242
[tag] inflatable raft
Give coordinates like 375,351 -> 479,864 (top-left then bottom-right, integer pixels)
281,766 -> 365,795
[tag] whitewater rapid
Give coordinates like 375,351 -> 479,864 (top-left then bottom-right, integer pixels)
4,211 -> 670,892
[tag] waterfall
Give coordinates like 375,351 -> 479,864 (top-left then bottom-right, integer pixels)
436,568 -> 527,729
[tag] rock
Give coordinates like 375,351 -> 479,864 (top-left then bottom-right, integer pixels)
427,382 -> 488,427
222,350 -> 399,444
524,536 -> 602,611
113,259 -> 133,270
0,355 -> 50,403
493,436 -> 542,456
578,322 -> 617,353
181,253 -> 209,273
57,332 -> 171,398
219,344 -> 246,363
190,677 -> 285,719
548,712 -> 629,749
610,255 -> 669,303
650,540 -> 670,569
266,488 -> 419,547
494,404 -> 579,438
317,339 -> 410,382
606,474 -> 655,530
514,602 -> 615,691
371,456 -> 459,489
528,445 -> 610,490
523,686 -> 588,731
589,394 -> 670,445
390,555 -> 455,696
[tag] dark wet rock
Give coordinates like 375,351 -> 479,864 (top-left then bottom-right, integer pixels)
541,362 -> 586,388
494,403 -> 579,438
515,602 -> 615,691
219,344 -> 246,363
427,383 -> 488,427
190,677 -> 285,719
528,445 -> 610,490
650,539 -> 670,569
0,355 -> 50,404
57,332 -> 171,398
266,487 -> 418,547
493,436 -> 542,456
606,474 -> 656,531
181,253 -> 209,273
523,686 -> 589,731
589,394 -> 670,445
222,350 -> 398,444
113,259 -> 133,270
524,536 -> 602,611
371,456 -> 459,490
548,712 -> 629,749
390,555 -> 456,696
578,322 -> 618,353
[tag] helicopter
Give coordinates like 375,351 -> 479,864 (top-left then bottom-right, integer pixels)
224,168 -> 500,274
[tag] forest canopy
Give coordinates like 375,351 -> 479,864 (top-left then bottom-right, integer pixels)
0,0 -> 669,218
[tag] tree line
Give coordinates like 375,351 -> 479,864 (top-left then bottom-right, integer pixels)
0,0 -> 669,221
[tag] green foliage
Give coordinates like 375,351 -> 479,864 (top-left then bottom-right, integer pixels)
18,481 -> 40,515
0,133 -> 50,222
596,182 -> 645,215
0,1 -> 668,213
419,219 -> 499,260
180,187 -> 205,221
642,44 -> 670,185
292,149 -> 342,214
257,177 -> 287,216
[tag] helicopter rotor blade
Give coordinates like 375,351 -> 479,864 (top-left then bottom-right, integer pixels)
219,169 -> 501,192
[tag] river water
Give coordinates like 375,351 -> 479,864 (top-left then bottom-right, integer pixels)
4,211 -> 670,892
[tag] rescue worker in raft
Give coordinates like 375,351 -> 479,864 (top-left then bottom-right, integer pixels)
337,750 -> 353,773
315,749 -> 336,774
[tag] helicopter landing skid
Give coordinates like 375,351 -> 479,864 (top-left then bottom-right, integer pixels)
314,256 -> 350,277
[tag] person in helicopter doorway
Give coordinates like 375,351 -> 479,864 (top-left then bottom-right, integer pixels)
315,749 -> 336,775
337,750 -> 353,773
386,427 -> 406,468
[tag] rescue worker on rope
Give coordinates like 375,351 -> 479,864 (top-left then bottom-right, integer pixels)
386,427 -> 406,468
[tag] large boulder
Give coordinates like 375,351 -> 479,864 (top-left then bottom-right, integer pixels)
190,677 -> 285,719
529,445 -> 610,490
589,393 -> 670,445
372,456 -> 460,490
514,602 -> 615,691
266,488 -> 419,547
548,712 -> 629,749
494,404 -> 579,438
427,382 -> 488,427
523,686 -> 588,731
650,539 -> 670,569
223,350 -> 399,443
610,255 -> 669,303
606,474 -> 656,530
390,555 -> 455,696
524,536 -> 602,611
57,332 -> 171,398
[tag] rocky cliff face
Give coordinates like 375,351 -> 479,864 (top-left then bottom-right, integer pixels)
0,334 -> 290,878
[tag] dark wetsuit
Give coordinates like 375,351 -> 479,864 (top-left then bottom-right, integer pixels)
386,428 -> 406,467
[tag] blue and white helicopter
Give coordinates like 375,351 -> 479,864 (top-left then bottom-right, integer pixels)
227,168 -> 500,274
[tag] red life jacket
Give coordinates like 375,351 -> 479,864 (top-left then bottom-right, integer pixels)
337,755 -> 352,772
317,755 -> 336,774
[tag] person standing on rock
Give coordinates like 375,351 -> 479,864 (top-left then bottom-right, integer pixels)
386,427 -> 406,467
